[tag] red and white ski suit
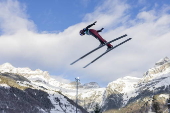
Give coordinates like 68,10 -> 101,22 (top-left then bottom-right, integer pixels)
80,22 -> 113,48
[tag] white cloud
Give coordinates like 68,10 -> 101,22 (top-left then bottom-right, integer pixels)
83,0 -> 129,29
0,0 -> 170,86
0,0 -> 36,34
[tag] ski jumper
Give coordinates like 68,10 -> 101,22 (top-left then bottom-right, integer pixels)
80,22 -> 113,48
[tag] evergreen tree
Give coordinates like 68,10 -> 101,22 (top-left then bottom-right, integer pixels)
93,103 -> 102,113
152,95 -> 161,113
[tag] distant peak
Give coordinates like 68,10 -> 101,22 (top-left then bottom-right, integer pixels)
143,57 -> 170,77
83,82 -> 100,89
155,57 -> 170,66
0,63 -> 14,69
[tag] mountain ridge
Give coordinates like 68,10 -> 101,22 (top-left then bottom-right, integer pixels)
0,57 -> 170,112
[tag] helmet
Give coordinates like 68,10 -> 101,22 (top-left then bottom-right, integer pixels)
79,30 -> 85,36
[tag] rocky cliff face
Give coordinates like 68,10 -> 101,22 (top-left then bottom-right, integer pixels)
0,86 -> 53,113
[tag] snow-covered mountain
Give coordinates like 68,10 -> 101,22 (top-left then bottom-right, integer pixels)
102,57 -> 170,112
0,63 -> 88,113
0,57 -> 170,113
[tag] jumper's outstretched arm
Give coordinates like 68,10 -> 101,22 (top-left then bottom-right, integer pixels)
85,21 -> 97,29
97,28 -> 104,32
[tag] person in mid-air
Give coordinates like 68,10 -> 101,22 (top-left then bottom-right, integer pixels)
79,21 -> 113,50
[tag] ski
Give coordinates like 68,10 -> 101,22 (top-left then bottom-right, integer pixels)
83,38 -> 132,68
70,34 -> 127,65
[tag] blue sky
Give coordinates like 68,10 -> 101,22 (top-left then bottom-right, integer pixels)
0,0 -> 170,86
16,0 -> 170,32
18,0 -> 100,32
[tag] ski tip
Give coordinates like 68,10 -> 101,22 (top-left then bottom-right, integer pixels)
83,63 -> 92,68
70,62 -> 76,65
70,63 -> 73,65
70,59 -> 81,65
83,65 -> 87,68
120,34 -> 127,38
83,65 -> 88,68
